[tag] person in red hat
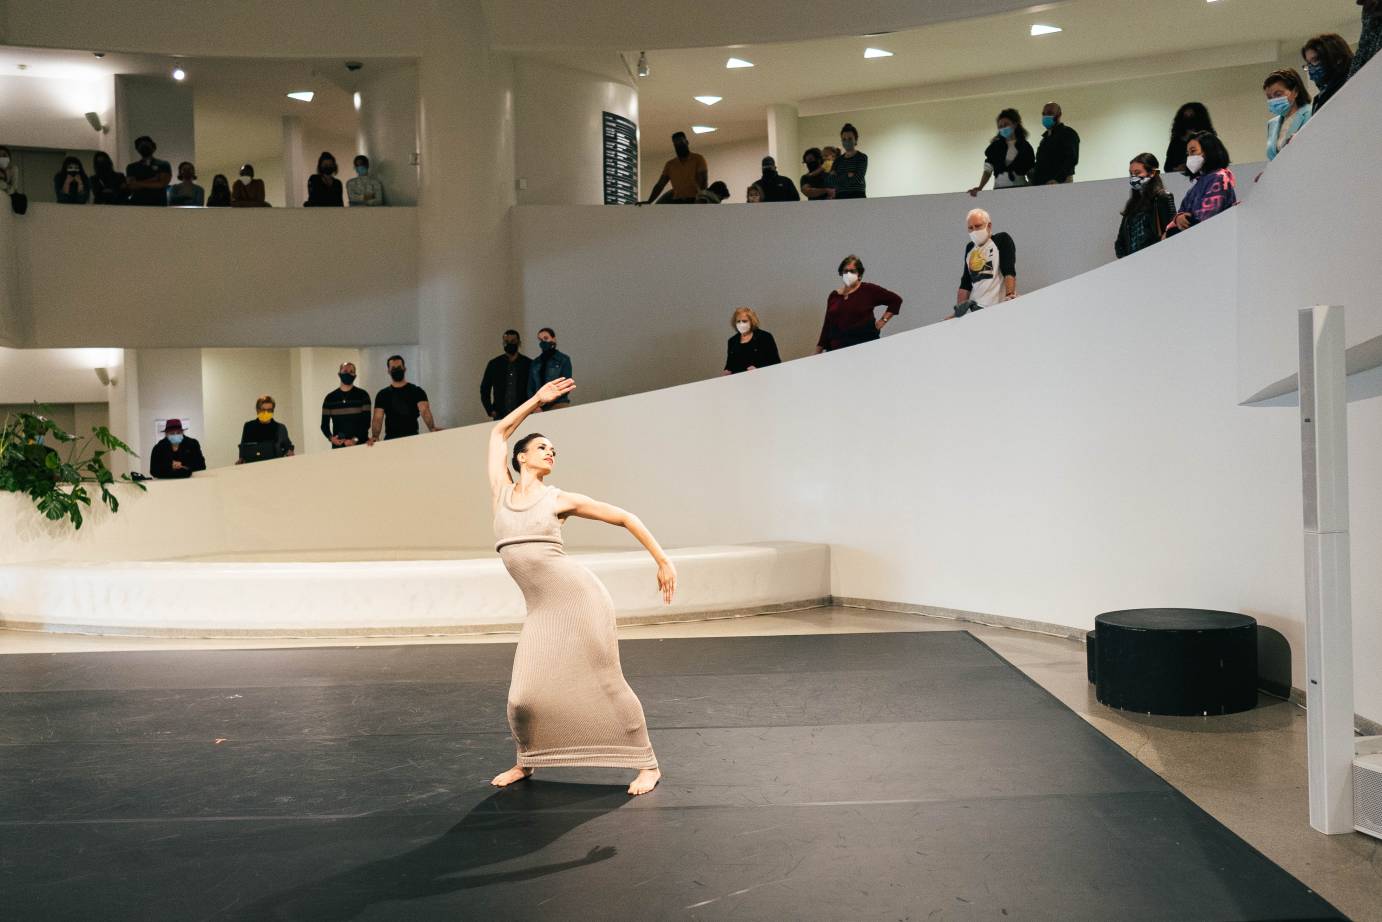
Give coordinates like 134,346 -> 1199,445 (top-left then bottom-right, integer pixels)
149,419 -> 206,479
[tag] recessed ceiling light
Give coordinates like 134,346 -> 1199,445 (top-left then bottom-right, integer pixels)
863,48 -> 894,59
691,125 -> 717,134
1030,24 -> 1062,36
694,95 -> 722,106
725,57 -> 754,69
171,67 -> 186,81
287,91 -> 315,102
353,91 -> 361,111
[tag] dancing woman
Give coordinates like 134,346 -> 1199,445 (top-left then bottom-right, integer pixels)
488,377 -> 674,796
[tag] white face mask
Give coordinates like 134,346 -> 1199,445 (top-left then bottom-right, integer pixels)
0,157 -> 10,169
240,174 -> 253,184
736,321 -> 752,334
1185,154 -> 1205,175
969,229 -> 990,246
841,271 -> 859,287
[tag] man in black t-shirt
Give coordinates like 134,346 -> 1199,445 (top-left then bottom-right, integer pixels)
124,136 -> 173,206
369,354 -> 441,443
321,361 -> 372,448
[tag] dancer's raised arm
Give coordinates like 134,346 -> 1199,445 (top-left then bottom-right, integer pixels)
488,378 -> 575,499
555,493 -> 677,604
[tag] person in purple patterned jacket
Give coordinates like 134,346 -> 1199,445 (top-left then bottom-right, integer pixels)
1166,131 -> 1237,237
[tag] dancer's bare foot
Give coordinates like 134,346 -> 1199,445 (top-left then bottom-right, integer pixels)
490,765 -> 533,787
628,768 -> 661,796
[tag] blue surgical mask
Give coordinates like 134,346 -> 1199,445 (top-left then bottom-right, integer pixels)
1306,63 -> 1327,87
1267,96 -> 1293,117
355,165 -> 368,176
1041,115 -> 1056,130
539,340 -> 556,353
168,434 -> 184,445
998,125 -> 1014,139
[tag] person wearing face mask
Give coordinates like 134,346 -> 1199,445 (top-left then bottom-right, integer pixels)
89,151 -> 128,205
969,108 -> 1035,197
800,148 -> 836,201
1165,103 -> 1215,175
149,419 -> 206,479
1301,34 -> 1354,114
723,307 -> 781,375
1029,103 -> 1080,186
124,136 -> 173,206
481,330 -> 534,420
1115,154 -> 1175,259
346,154 -> 385,206
166,161 -> 204,206
755,156 -> 800,202
306,151 -> 344,206
830,123 -> 868,199
1350,0 -> 1381,78
644,131 -> 708,204
528,329 -> 574,410
820,146 -> 840,175
231,164 -> 267,207
1166,131 -> 1237,237
950,209 -> 1017,319
814,255 -> 902,352
369,355 -> 440,443
207,174 -> 232,207
320,362 -> 373,449
53,156 -> 90,204
1263,69 -> 1312,162
236,396 -> 295,464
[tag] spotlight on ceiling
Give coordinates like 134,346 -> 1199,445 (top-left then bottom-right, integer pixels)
287,91 -> 315,102
171,66 -> 186,81
691,125 -> 717,134
1030,24 -> 1062,36
694,95 -> 722,106
725,57 -> 754,69
637,51 -> 649,78
863,48 -> 894,59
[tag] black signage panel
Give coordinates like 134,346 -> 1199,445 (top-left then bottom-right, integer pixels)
602,112 -> 639,204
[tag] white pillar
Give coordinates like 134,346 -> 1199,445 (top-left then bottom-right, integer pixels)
356,65 -> 420,206
1298,304 -> 1355,835
281,115 -> 306,208
766,103 -> 800,178
416,0 -> 516,427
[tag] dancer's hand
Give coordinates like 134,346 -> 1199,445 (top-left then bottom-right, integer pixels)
657,559 -> 677,605
536,377 -> 576,406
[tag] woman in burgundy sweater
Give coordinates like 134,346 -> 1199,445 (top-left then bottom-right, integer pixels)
814,254 -> 903,353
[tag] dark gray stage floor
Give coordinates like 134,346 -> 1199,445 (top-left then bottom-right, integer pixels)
0,632 -> 1345,921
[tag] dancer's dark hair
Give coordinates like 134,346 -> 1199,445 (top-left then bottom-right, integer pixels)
512,433 -> 546,472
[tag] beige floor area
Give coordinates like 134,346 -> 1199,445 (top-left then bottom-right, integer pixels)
2,606 -> 1378,921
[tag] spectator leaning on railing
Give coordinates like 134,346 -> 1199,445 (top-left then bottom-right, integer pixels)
969,108 -> 1035,197
1302,34 -> 1354,113
232,164 -> 268,207
124,136 -> 172,206
54,157 -> 90,204
167,161 -> 204,206
1263,69 -> 1312,162
800,148 -> 836,201
1030,103 -> 1079,185
1167,131 -> 1236,237
150,419 -> 206,479
815,255 -> 901,352
1115,154 -> 1175,260
951,208 -> 1017,319
723,308 -> 781,375
347,155 -> 385,206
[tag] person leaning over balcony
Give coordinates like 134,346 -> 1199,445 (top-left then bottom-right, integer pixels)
124,136 -> 172,206
1302,34 -> 1354,113
207,174 -> 231,207
1030,102 -> 1080,186
369,355 -> 441,443
1263,69 -> 1312,161
969,108 -> 1035,196
1167,131 -> 1237,237
53,156 -> 90,204
347,155 -> 384,206
237,395 -> 295,464
529,328 -> 574,410
949,208 -> 1017,319
1164,102 -> 1215,175
481,330 -> 533,420
723,307 -> 781,375
0,146 -> 17,196
695,181 -> 730,203
232,164 -> 268,207
321,362 -> 372,449
166,161 -> 205,206
1349,0 -> 1381,78
645,131 -> 707,204
149,419 -> 206,479
1115,153 -> 1175,259
800,148 -> 836,201
814,255 -> 901,352
830,123 -> 868,199
306,151 -> 344,206
89,151 -> 127,205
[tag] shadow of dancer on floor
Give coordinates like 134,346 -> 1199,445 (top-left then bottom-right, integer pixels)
236,781 -> 630,921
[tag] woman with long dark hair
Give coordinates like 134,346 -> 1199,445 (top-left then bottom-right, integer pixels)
1115,153 -> 1174,258
207,174 -> 232,207
89,151 -> 128,205
305,151 -> 343,206
969,108 -> 1035,196
487,376 -> 673,796
53,156 -> 90,204
1301,33 -> 1354,113
1165,102 -> 1215,174
1167,131 -> 1236,237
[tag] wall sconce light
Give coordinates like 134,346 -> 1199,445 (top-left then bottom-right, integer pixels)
94,367 -> 113,386
85,111 -> 108,133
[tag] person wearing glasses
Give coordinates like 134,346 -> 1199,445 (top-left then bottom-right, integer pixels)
814,255 -> 902,352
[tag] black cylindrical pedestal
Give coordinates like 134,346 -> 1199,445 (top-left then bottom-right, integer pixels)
1092,609 -> 1258,716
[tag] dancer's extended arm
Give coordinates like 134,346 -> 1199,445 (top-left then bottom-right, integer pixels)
556,493 -> 677,604
488,378 -> 575,500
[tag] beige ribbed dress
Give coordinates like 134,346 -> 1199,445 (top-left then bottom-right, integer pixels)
494,483 -> 658,770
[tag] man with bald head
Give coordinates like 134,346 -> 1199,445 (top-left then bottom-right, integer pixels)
1030,101 -> 1080,186
950,208 -> 1017,319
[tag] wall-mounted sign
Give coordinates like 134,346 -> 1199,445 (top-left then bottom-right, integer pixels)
602,112 -> 639,204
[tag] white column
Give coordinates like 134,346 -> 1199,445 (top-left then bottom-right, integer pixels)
281,115 -> 306,208
356,65 -> 420,206
416,0 -> 516,427
1298,304 -> 1355,835
766,103 -> 800,177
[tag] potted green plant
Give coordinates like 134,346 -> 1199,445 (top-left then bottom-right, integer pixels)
0,406 -> 144,529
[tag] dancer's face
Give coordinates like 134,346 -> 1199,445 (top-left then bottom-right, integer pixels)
522,439 -> 557,474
